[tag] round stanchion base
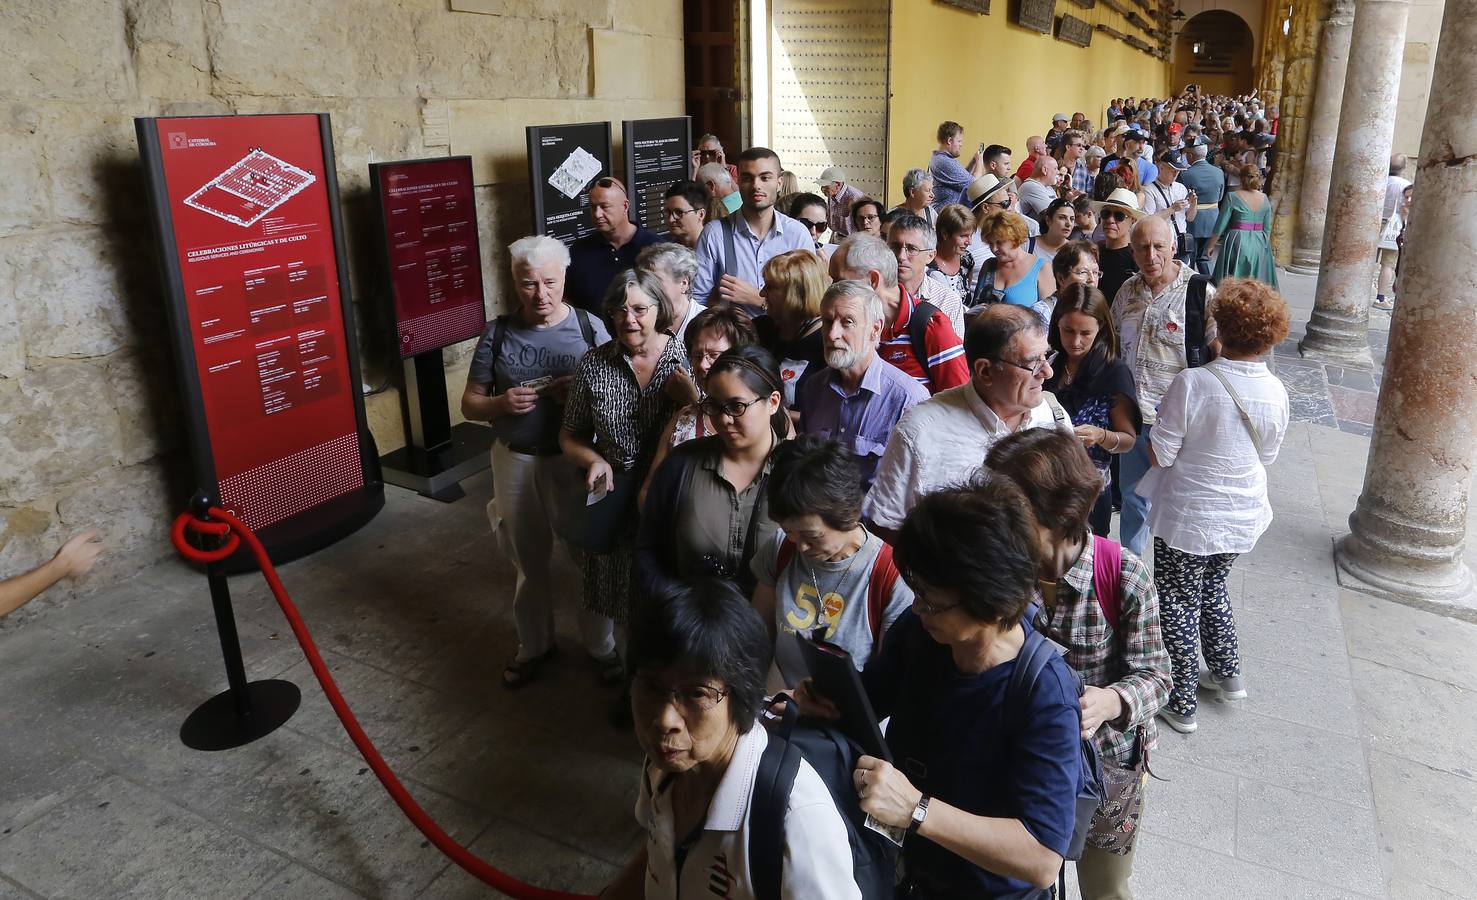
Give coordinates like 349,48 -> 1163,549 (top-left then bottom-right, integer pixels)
180,679 -> 302,751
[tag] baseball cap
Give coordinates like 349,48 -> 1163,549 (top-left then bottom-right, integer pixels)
1124,127 -> 1150,142
817,166 -> 846,184
1168,123 -> 1183,135
1160,150 -> 1190,171
1053,112 -> 1069,123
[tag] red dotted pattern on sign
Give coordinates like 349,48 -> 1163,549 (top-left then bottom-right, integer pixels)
219,432 -> 364,530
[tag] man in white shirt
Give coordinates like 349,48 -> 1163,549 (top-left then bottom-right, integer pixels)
1140,149 -> 1198,264
1111,216 -> 1218,557
863,304 -> 1072,541
1378,153 -> 1412,308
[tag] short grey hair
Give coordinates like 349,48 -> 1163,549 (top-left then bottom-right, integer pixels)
509,234 -> 570,271
697,162 -> 735,190
888,212 -> 937,251
636,242 -> 698,287
822,279 -> 885,327
902,167 -> 933,196
838,234 -> 899,289
1190,142 -> 1208,161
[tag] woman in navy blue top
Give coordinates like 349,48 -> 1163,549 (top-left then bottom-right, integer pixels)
831,478 -> 1084,899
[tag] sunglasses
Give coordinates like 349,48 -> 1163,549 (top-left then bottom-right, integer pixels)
1101,210 -> 1129,222
800,219 -> 827,232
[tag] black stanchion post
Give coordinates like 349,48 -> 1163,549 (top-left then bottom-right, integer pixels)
180,493 -> 303,752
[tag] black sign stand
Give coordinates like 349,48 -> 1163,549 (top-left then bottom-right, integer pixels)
623,117 -> 693,236
526,121 -> 613,247
378,354 -> 492,503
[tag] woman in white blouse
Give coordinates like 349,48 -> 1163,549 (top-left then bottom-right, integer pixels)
1142,279 -> 1290,734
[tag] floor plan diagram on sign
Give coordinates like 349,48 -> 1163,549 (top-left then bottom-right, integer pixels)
184,149 -> 318,227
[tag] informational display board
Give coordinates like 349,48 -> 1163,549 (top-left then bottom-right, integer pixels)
136,113 -> 381,551
622,117 -> 692,236
526,121 -> 613,247
369,156 -> 486,358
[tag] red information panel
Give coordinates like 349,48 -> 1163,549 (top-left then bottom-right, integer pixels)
372,157 -> 486,358
149,115 -> 364,530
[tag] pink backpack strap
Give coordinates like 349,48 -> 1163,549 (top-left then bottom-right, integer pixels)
1091,535 -> 1123,631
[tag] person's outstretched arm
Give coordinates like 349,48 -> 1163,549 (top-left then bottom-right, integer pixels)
0,530 -> 105,618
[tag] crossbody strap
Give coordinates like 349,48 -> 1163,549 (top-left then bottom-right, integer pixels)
1203,365 -> 1265,457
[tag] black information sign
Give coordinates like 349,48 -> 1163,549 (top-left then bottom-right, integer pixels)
1057,14 -> 1093,45
623,117 -> 692,236
526,121 -> 613,248
938,0 -> 992,13
1017,0 -> 1057,33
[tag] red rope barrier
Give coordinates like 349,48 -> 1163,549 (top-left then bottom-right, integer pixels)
171,508 -> 597,900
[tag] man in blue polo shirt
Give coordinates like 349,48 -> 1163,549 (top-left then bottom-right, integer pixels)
564,176 -> 663,314
691,146 -> 812,317
800,280 -> 928,490
928,121 -> 985,210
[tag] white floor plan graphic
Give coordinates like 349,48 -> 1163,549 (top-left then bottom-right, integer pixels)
184,149 -> 317,227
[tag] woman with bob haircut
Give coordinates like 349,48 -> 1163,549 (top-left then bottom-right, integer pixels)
1051,240 -> 1102,294
635,346 -> 790,601
928,203 -> 986,299
600,579 -> 862,900
969,209 -> 1057,325
751,435 -> 913,690
850,197 -> 885,238
562,268 -> 694,682
1143,279 -> 1290,734
1043,283 -> 1141,535
761,249 -> 830,410
808,478 -> 1085,898
985,429 -> 1171,898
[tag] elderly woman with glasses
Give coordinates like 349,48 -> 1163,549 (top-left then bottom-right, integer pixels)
892,167 -> 937,230
562,269 -> 695,682
602,579 -> 862,900
849,197 -> 885,239
807,478 -> 1085,899
635,346 -> 789,601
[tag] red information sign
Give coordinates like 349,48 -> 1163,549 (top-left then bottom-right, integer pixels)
371,157 -> 486,358
144,114 -> 366,531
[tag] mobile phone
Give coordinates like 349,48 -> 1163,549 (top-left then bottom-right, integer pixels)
978,142 -> 985,155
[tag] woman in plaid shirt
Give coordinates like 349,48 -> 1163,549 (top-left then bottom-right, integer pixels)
986,428 -> 1172,900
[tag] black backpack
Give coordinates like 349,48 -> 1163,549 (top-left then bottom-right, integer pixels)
1008,627 -> 1106,863
1184,274 -> 1213,368
904,299 -> 944,382
749,697 -> 899,900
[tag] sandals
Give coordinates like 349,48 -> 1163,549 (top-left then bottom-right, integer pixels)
502,646 -> 557,690
591,651 -> 625,686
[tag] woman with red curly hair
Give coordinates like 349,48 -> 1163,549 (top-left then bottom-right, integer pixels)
1141,279 -> 1290,734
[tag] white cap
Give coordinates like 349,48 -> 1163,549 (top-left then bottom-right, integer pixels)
817,166 -> 846,184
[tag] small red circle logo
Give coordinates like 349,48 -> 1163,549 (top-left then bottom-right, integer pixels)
1166,322 -> 1178,332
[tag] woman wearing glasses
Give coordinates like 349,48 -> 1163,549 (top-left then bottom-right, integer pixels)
635,346 -> 789,601
811,479 -> 1085,899
602,579 -> 861,900
562,269 -> 694,684
1043,283 -> 1141,536
849,197 -> 885,239
1092,188 -> 1145,305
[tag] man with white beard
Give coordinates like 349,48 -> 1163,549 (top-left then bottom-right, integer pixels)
798,280 -> 929,491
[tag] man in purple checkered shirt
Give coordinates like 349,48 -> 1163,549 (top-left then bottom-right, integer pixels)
1058,129 -> 1095,199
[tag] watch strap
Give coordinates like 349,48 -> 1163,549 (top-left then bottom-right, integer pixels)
907,794 -> 931,834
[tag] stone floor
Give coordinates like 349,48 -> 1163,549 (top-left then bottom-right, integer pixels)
3,271 -> 1474,899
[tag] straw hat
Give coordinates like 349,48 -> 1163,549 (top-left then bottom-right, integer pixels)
965,173 -> 1011,209
1090,188 -> 1147,221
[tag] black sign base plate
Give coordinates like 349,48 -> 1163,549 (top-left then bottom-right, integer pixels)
380,421 -> 494,503
180,679 -> 302,751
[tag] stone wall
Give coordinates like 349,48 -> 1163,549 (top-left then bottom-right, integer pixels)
0,0 -> 682,607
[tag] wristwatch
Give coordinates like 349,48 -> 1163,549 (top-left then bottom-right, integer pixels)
907,794 -> 931,835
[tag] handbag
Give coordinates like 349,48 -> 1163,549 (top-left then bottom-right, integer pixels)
1086,727 -> 1151,855
558,466 -> 639,555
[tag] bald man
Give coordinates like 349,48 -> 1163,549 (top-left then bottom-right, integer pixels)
565,176 -> 663,313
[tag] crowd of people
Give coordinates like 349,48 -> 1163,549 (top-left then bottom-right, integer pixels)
464,89 -> 1300,900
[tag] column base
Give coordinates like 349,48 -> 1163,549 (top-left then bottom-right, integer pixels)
1335,533 -> 1477,624
1300,307 -> 1373,366
1286,248 -> 1321,274
1299,333 -> 1373,367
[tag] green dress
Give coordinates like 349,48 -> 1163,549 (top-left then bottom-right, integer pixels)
1211,192 -> 1278,288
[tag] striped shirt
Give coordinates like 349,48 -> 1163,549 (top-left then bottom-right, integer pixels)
876,288 -> 968,394
1030,533 -> 1172,766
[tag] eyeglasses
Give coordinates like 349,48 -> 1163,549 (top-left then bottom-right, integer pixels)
857,213 -> 881,223
800,219 -> 827,232
1101,210 -> 1129,223
614,304 -> 654,319
889,242 -> 928,257
699,395 -> 767,419
1070,268 -> 1102,281
994,349 -> 1058,377
912,592 -> 960,618
631,679 -> 730,716
664,207 -> 698,220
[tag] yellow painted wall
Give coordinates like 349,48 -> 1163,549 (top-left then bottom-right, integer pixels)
886,2 -> 1171,205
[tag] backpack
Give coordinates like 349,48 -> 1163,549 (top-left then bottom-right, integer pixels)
483,308 -> 598,392
1090,534 -> 1123,629
1007,630 -> 1106,864
1183,274 -> 1212,368
904,299 -> 944,384
774,537 -> 899,644
749,696 -> 899,900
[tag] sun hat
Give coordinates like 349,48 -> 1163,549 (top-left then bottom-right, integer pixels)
965,173 -> 1011,208
1090,188 -> 1147,221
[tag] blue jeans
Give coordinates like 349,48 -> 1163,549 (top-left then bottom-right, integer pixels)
1118,425 -> 1154,557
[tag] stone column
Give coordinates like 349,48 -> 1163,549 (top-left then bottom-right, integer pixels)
1287,0 -> 1356,274
1336,0 -> 1477,611
1298,0 -> 1411,365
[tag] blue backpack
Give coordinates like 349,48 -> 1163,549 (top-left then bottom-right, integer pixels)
748,696 -> 899,900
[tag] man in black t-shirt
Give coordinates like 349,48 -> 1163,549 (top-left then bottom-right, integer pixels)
565,176 -> 663,314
